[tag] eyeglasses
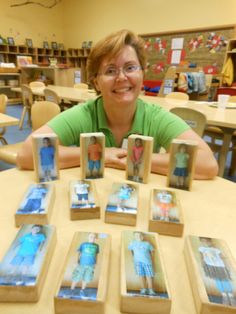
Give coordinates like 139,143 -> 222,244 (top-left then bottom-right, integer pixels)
99,64 -> 142,78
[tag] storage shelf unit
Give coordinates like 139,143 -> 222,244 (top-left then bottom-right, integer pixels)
0,70 -> 21,104
0,44 -> 90,83
223,38 -> 236,84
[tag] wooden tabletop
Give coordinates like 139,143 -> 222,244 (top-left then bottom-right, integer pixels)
0,167 -> 235,314
11,85 -> 97,103
0,113 -> 19,127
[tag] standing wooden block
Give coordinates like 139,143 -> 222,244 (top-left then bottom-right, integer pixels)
15,183 -> 55,227
70,180 -> 100,220
54,231 -> 111,314
126,134 -> 153,184
184,235 -> 236,314
80,132 -> 105,179
120,230 -> 171,314
167,139 -> 197,191
148,188 -> 184,237
0,224 -> 56,302
32,133 -> 59,183
104,182 -> 138,226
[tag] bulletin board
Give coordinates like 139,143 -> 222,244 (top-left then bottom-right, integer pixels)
140,24 -> 236,80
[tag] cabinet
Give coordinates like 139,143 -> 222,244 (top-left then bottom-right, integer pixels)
0,69 -> 21,104
222,38 -> 236,85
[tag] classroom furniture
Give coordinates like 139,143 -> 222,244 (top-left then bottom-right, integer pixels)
0,112 -> 19,146
19,84 -> 34,130
165,92 -> 189,101
0,101 -> 60,165
29,81 -> 46,88
11,85 -> 96,103
0,68 -> 21,105
0,167 -> 235,314
170,107 -> 207,137
73,83 -> 89,89
140,95 -> 236,177
0,94 -> 8,144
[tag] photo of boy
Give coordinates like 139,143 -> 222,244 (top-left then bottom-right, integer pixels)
131,138 -> 144,182
87,136 -> 102,178
128,231 -> 157,296
0,225 -> 46,286
71,180 -> 95,209
17,184 -> 48,214
173,143 -> 189,189
39,137 -> 55,182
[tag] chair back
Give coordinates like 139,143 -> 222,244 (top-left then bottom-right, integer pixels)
73,83 -> 89,89
165,92 -> 189,100
44,88 -> 60,104
229,95 -> 236,102
29,81 -> 45,88
170,107 -> 206,137
21,84 -> 33,107
0,94 -> 8,113
31,101 -> 61,130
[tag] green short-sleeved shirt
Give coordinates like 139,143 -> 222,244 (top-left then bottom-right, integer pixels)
48,96 -> 190,152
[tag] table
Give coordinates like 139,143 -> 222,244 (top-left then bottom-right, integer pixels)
0,167 -> 236,314
140,95 -> 236,177
11,85 -> 96,103
0,113 -> 19,144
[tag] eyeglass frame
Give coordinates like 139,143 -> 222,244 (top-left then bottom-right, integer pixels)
97,64 -> 143,78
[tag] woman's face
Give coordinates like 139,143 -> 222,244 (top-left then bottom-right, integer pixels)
94,45 -> 143,108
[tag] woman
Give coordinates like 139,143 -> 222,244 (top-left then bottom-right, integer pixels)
17,29 -> 218,179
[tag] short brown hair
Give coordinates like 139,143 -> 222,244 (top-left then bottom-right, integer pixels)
87,29 -> 146,93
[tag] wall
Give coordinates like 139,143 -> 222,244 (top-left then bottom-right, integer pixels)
63,0 -> 236,47
0,0 -> 64,47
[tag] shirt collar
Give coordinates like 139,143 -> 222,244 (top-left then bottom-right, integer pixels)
96,97 -> 144,136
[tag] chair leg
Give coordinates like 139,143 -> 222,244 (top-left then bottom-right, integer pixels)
19,106 -> 27,130
0,137 -> 8,145
229,148 -> 236,176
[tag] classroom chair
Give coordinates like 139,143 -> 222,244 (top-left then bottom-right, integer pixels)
0,101 -> 60,165
29,81 -> 45,88
165,92 -> 189,100
0,94 -> 8,145
19,84 -> 34,130
170,107 -> 207,137
73,83 -> 89,89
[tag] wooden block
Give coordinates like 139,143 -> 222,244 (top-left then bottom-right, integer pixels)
15,183 -> 55,227
148,188 -> 184,237
32,133 -> 60,183
80,132 -> 105,179
126,134 -> 153,184
54,231 -> 111,314
167,139 -> 197,191
104,182 -> 138,226
120,230 -> 171,314
184,235 -> 236,314
0,224 -> 56,302
70,180 -> 100,220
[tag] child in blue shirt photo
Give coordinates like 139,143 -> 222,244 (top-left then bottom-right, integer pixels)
128,231 -> 156,296
40,137 -> 55,182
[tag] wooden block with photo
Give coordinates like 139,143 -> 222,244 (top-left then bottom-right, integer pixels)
15,183 -> 55,227
104,182 -> 138,226
184,235 -> 236,314
167,139 -> 198,191
70,179 -> 100,220
148,188 -> 184,237
0,224 -> 56,302
54,231 -> 111,314
120,230 -> 171,314
32,133 -> 60,183
126,134 -> 153,184
80,132 -> 105,180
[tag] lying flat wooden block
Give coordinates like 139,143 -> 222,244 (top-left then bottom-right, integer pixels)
70,180 -> 100,220
54,231 -> 111,314
15,183 -> 55,227
105,182 -> 138,226
0,224 -> 56,302
167,139 -> 197,191
184,235 -> 236,314
148,188 -> 184,237
80,132 -> 105,180
32,133 -> 60,183
126,134 -> 153,184
120,230 -> 171,314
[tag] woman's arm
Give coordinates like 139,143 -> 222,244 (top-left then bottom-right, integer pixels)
16,125 -> 81,170
151,129 -> 219,179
